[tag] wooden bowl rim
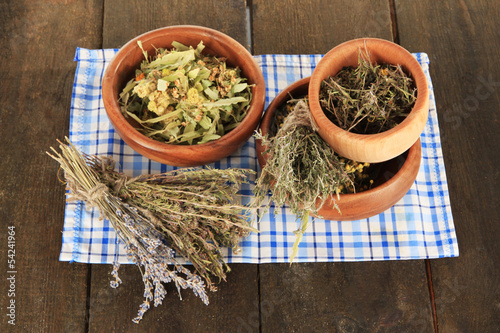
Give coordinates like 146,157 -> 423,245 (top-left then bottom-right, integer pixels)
308,37 -> 429,162
257,75 -> 421,220
102,25 -> 266,159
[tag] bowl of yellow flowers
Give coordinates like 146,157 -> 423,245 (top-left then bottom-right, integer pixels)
102,25 -> 266,166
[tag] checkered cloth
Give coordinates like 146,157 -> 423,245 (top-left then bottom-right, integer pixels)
59,48 -> 458,264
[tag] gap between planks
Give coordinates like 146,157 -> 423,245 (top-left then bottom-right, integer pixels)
389,0 -> 400,44
390,2 -> 436,331
246,0 -> 254,53
425,259 -> 439,333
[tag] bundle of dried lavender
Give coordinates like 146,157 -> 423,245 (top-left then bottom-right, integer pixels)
47,138 -> 256,323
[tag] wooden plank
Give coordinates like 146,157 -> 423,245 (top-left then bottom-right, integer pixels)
89,264 -> 259,332
0,0 -> 104,331
395,1 -> 500,331
88,0 -> 260,331
103,0 -> 249,49
251,0 -> 393,54
252,1 -> 434,331
258,261 -> 433,332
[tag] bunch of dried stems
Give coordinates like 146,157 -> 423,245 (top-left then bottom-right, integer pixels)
48,138 -> 256,323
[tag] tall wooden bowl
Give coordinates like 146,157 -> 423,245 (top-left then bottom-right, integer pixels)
309,38 -> 428,163
102,25 -> 266,167
256,77 -> 421,221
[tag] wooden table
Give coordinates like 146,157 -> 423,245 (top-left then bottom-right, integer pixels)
1,1 -> 499,332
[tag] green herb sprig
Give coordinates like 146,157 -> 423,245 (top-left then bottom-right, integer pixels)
253,100 -> 353,263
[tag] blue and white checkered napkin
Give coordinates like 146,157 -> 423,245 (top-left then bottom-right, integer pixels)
59,48 -> 458,264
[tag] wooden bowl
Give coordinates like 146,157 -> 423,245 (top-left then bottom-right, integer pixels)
308,38 -> 429,163
102,25 -> 266,167
256,77 -> 421,221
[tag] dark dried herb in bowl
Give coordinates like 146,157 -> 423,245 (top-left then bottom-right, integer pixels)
319,47 -> 417,134
254,96 -> 380,262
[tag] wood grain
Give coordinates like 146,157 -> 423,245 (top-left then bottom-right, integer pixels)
395,0 -> 500,331
259,261 -> 433,332
251,0 -> 393,54
252,1 -> 434,331
102,0 -> 249,49
89,263 -> 259,332
0,0 -> 104,331
87,1 -> 260,331
2,0 -> 497,331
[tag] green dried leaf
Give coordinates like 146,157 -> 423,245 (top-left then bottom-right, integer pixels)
137,40 -> 148,62
198,134 -> 221,144
201,79 -> 213,89
198,115 -> 212,130
188,67 -> 201,79
203,96 -> 247,107
232,83 -> 248,94
171,41 -> 189,51
204,87 -> 219,101
145,49 -> 195,70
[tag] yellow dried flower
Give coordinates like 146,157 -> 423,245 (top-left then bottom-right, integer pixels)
133,84 -> 150,99
147,100 -> 158,113
187,88 -> 202,105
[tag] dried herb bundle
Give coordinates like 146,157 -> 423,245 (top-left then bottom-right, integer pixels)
48,138 -> 256,323
271,98 -> 376,195
253,100 -> 353,262
320,47 -> 417,134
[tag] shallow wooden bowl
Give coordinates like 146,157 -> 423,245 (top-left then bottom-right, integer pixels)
256,77 -> 421,221
102,25 -> 266,167
309,38 -> 429,163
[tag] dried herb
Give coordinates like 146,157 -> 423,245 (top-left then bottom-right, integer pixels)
339,158 -> 375,193
319,47 -> 417,134
47,138 -> 256,323
253,99 -> 354,262
269,98 -> 375,194
119,41 -> 252,145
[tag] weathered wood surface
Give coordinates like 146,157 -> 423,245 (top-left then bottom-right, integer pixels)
396,1 -> 500,332
252,0 -> 393,55
0,0 -> 498,332
0,0 -> 104,332
102,0 -> 249,50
